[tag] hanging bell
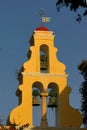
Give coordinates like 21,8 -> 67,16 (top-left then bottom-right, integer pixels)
47,97 -> 57,108
40,55 -> 47,70
32,90 -> 40,106
32,96 -> 40,106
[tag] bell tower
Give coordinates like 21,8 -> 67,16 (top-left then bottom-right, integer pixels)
8,26 -> 82,127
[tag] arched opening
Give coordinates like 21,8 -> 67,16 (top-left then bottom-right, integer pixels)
47,82 -> 59,126
40,44 -> 49,73
32,82 -> 43,126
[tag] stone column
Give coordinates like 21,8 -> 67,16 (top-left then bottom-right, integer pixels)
40,92 -> 48,127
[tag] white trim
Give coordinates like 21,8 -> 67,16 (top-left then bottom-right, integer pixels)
22,72 -> 68,77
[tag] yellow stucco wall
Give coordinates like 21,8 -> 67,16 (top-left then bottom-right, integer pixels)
8,28 -> 82,127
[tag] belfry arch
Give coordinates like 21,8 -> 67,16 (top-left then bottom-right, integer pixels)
32,81 -> 43,126
47,82 -> 59,126
40,44 -> 49,72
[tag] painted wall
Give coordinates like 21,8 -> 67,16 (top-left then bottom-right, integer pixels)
8,27 -> 82,127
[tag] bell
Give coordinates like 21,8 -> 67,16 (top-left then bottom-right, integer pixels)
40,55 -> 47,70
47,97 -> 57,108
32,96 -> 40,106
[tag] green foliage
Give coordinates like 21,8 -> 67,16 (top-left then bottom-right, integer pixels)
78,60 -> 87,127
18,123 -> 30,130
16,67 -> 24,85
0,117 -> 30,130
78,60 -> 87,78
56,0 -> 87,22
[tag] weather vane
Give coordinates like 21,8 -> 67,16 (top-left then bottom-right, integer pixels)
39,8 -> 51,26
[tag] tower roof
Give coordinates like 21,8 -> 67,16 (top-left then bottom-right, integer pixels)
35,26 -> 49,31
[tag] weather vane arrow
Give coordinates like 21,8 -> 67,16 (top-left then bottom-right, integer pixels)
39,8 -> 51,26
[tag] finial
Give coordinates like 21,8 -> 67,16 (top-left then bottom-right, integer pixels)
39,8 -> 51,26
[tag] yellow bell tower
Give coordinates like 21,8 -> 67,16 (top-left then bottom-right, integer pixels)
8,26 -> 82,127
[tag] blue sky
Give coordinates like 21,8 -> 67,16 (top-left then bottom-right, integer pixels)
0,0 -> 87,126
